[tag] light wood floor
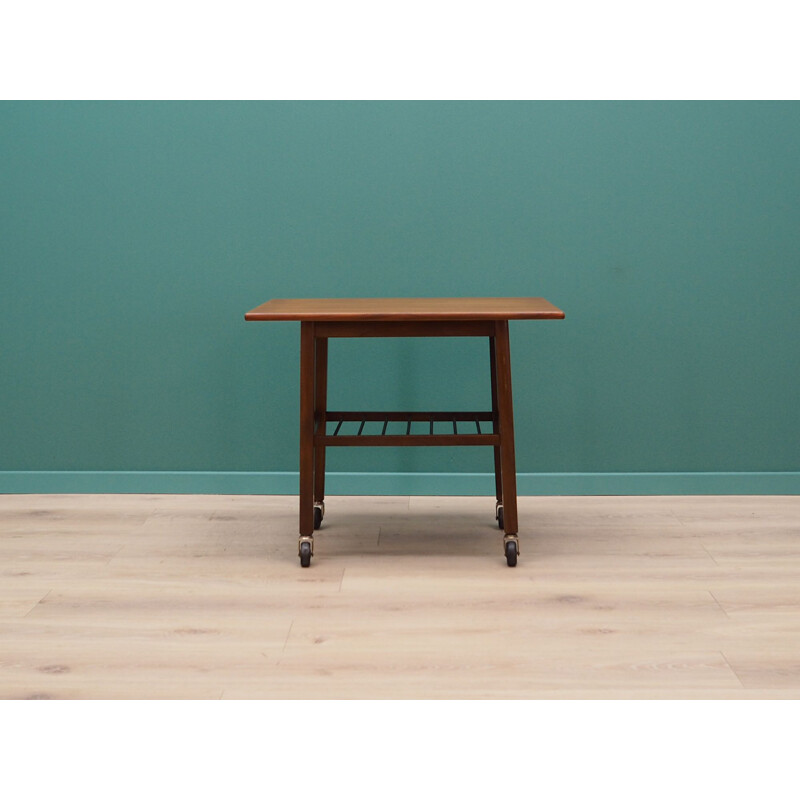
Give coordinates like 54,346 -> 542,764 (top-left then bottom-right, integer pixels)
1,493 -> 799,699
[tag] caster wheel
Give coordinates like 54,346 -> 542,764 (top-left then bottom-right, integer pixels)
497,506 -> 504,530
299,541 -> 312,568
505,539 -> 518,567
314,506 -> 322,530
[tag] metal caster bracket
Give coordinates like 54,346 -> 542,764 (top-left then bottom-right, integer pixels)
298,535 -> 315,556
502,533 -> 520,555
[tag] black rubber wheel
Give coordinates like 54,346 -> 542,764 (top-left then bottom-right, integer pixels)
497,506 -> 504,530
505,539 -> 518,567
299,541 -> 312,568
314,506 -> 322,530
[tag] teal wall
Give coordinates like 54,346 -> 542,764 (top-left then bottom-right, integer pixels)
2,101 -> 799,494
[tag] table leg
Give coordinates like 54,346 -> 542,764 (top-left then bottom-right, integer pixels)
489,335 -> 502,506
314,336 -> 328,513
494,320 -> 518,536
299,321 -> 315,539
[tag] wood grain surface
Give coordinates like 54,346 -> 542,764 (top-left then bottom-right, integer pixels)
1,493 -> 799,699
244,297 -> 566,322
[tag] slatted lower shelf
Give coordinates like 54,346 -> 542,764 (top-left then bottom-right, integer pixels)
315,411 -> 499,446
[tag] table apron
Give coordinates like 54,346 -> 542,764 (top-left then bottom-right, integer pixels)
313,320 -> 496,338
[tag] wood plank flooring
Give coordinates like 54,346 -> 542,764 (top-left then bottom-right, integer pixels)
1,493 -> 799,699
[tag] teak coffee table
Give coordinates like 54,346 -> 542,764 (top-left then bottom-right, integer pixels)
245,297 -> 565,567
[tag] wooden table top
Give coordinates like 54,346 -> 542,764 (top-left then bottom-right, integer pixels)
245,297 -> 565,322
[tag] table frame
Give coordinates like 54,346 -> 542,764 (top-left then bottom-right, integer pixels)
297,318 -> 519,564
